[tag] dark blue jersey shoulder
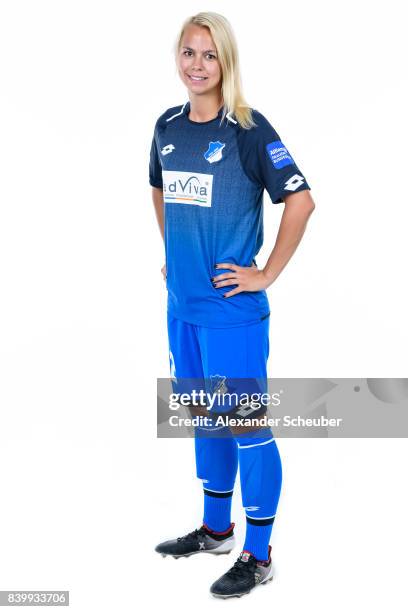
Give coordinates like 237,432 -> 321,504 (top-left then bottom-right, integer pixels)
156,104 -> 186,133
149,105 -> 185,188
236,109 -> 311,204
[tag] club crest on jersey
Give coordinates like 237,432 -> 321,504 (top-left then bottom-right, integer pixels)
204,141 -> 225,164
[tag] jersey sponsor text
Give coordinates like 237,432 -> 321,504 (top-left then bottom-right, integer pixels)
162,170 -> 213,207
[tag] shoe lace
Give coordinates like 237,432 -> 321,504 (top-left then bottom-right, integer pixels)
226,555 -> 258,578
177,526 -> 207,543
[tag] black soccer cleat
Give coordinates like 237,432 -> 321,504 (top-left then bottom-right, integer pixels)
210,545 -> 274,598
155,523 -> 235,558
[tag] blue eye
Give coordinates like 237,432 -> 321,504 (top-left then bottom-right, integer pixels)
182,50 -> 217,60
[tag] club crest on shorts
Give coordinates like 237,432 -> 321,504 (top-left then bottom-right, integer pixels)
204,141 -> 225,164
209,374 -> 228,395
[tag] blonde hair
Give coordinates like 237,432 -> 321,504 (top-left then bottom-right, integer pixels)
174,12 -> 257,130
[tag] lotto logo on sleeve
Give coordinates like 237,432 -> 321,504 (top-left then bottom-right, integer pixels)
162,170 -> 213,207
266,141 -> 295,169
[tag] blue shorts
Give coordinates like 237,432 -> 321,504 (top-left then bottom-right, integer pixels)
167,312 -> 270,417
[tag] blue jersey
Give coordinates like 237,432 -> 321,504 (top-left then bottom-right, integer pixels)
149,101 -> 311,328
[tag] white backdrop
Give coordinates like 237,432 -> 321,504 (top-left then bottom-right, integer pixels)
0,1 -> 407,610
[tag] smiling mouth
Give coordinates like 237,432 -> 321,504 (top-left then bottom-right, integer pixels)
188,75 -> 208,81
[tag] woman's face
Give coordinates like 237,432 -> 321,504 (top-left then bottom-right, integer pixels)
177,24 -> 222,98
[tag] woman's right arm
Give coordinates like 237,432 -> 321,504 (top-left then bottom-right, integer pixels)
152,186 -> 166,280
152,186 -> 164,242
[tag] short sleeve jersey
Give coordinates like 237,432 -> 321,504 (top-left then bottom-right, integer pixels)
149,100 -> 311,328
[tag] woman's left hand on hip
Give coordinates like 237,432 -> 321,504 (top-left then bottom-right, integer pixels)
212,262 -> 272,298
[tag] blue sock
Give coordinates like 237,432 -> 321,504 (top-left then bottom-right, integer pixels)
195,424 -> 238,533
234,427 -> 282,561
203,492 -> 234,533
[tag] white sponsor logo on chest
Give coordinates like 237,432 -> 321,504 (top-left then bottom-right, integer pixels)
162,170 -> 213,207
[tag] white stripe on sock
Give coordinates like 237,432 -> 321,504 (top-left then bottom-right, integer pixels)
237,438 -> 275,449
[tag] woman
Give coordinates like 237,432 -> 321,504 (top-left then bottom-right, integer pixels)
149,11 -> 315,599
